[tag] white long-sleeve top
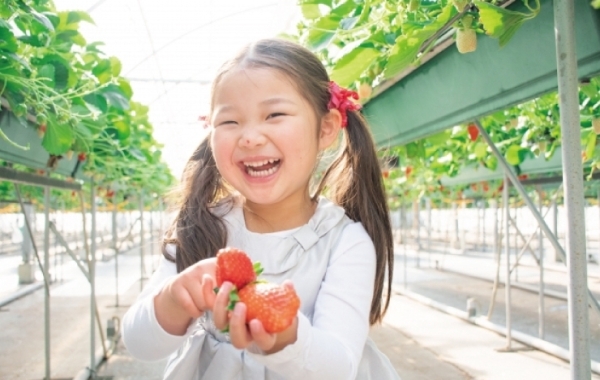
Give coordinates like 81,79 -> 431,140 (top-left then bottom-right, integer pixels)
122,197 -> 399,380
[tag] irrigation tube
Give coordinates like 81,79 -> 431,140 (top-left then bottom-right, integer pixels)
393,286 -> 600,375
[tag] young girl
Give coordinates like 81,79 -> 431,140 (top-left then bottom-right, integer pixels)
122,38 -> 399,380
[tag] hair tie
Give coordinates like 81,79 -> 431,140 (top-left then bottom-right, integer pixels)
327,81 -> 362,128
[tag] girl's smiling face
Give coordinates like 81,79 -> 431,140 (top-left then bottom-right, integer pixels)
210,67 -> 326,208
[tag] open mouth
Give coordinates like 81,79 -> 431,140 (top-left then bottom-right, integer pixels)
243,158 -> 281,177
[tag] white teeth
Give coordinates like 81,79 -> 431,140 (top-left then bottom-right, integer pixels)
243,158 -> 279,167
246,163 -> 280,177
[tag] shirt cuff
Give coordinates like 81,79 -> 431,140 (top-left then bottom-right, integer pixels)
246,312 -> 311,365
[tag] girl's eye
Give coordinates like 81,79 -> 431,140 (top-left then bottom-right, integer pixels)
218,120 -> 237,126
267,113 -> 286,119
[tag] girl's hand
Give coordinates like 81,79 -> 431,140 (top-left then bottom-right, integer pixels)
154,258 -> 217,335
213,281 -> 298,354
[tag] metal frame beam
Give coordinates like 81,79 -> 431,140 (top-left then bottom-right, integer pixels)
0,166 -> 81,191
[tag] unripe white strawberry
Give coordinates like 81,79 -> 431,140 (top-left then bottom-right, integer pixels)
505,118 -> 518,131
456,29 -> 477,54
538,141 -> 546,153
358,83 -> 372,100
593,117 -> 600,134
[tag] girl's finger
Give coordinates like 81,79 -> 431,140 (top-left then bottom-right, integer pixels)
248,319 -> 276,351
228,302 -> 252,349
186,278 -> 209,313
201,274 -> 216,310
212,282 -> 233,330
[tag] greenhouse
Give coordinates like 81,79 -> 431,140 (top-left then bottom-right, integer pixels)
0,0 -> 599,379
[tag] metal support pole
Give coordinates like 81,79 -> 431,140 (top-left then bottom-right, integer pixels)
554,0 -> 591,376
43,185 -> 50,380
476,199 -> 481,251
492,199 -> 499,262
553,197 -> 561,262
483,200 -> 487,252
139,194 -> 145,291
503,174 -> 512,349
453,202 -> 459,249
473,120 -> 599,313
538,191 -> 545,339
426,197 -> 432,267
90,182 -> 97,377
401,202 -> 407,289
112,194 -> 119,307
513,201 -> 518,282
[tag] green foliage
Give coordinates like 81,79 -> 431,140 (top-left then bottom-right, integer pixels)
0,0 -> 174,207
295,0 -> 539,94
379,77 -> 600,203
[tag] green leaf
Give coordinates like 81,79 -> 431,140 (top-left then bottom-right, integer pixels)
301,4 -> 321,19
331,0 -> 357,17
92,59 -> 112,84
585,131 -> 596,162
18,35 -> 45,47
31,10 -> 55,32
67,11 -> 95,25
330,47 -> 379,87
384,4 -> 455,78
112,119 -> 131,140
474,1 -> 539,47
306,15 -> 340,51
38,64 -> 56,88
340,16 -> 359,30
128,147 -> 146,161
109,56 -> 122,77
101,85 -> 130,110
83,93 -> 108,113
427,131 -> 450,145
117,78 -> 133,98
42,118 -> 74,155
0,26 -> 18,53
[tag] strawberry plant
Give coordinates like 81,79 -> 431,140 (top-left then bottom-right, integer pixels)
0,1 -> 174,202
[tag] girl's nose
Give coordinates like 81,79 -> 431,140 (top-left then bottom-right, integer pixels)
238,126 -> 267,149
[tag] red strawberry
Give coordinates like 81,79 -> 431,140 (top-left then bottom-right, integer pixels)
467,124 -> 479,141
37,124 -> 46,138
77,152 -> 86,162
382,169 -> 390,179
405,166 -> 413,177
238,282 -> 300,334
215,247 -> 261,289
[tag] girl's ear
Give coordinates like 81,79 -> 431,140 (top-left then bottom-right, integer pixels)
318,109 -> 342,150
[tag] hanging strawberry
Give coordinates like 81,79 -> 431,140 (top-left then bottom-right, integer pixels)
467,124 -> 479,141
405,166 -> 413,177
456,28 -> 477,54
382,169 -> 390,179
77,152 -> 86,162
37,124 -> 47,138
358,83 -> 372,99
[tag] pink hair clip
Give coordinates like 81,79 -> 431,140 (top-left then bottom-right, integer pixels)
327,81 -> 362,128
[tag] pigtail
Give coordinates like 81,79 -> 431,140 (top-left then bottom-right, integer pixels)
316,111 -> 394,325
162,135 -> 231,272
